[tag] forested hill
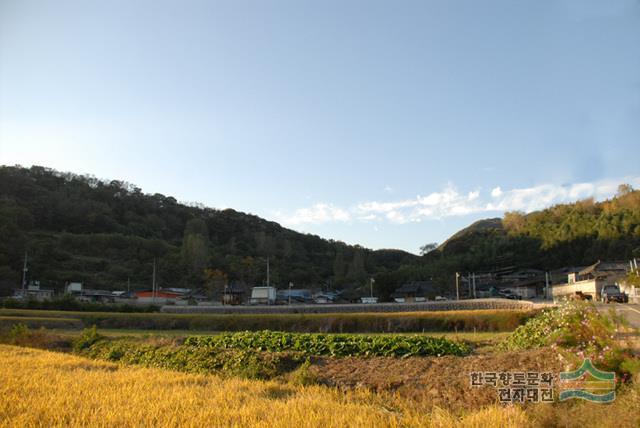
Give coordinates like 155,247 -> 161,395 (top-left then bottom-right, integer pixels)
371,186 -> 640,297
426,185 -> 640,275
0,165 -> 418,295
1,165 -> 638,299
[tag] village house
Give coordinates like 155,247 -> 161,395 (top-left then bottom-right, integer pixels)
392,280 -> 435,302
551,261 -> 628,301
503,276 -> 547,299
134,290 -> 185,304
13,281 -> 54,301
222,283 -> 245,305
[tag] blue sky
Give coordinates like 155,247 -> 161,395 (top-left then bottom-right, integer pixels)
1,0 -> 639,253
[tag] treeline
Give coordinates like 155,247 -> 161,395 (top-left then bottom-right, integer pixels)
0,166 -> 417,296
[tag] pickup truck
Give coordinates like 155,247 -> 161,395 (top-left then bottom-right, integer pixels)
601,285 -> 629,303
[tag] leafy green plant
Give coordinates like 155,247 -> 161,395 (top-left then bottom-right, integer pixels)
73,325 -> 103,352
185,330 -> 470,358
288,357 -> 317,386
78,339 -> 303,380
7,323 -> 30,344
498,307 -> 564,350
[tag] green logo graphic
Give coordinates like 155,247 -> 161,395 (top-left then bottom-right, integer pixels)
558,359 -> 615,403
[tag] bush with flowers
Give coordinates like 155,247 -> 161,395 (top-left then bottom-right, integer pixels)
500,301 -> 639,382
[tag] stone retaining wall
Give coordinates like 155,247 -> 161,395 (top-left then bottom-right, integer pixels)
161,298 -> 537,314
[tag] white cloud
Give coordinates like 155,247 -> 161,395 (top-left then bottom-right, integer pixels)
276,177 -> 640,227
483,179 -> 640,213
278,203 -> 351,226
356,200 -> 418,213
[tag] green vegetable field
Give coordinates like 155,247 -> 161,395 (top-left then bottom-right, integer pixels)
185,330 -> 470,357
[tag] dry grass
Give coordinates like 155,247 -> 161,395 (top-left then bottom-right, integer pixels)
0,307 -> 533,333
0,344 -> 535,428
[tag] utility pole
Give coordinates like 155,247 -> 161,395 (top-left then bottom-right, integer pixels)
288,281 -> 293,306
266,257 -> 270,287
21,251 -> 28,294
472,273 -> 476,299
152,258 -> 157,304
127,277 -> 130,293
455,272 -> 460,300
370,278 -> 375,298
545,272 -> 550,300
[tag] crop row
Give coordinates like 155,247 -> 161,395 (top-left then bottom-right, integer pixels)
185,330 -> 470,357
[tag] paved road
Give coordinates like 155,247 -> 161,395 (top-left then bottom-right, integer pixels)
595,303 -> 640,330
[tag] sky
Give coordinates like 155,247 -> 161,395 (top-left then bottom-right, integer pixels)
1,0 -> 639,254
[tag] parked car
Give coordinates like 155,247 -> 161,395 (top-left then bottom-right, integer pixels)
434,296 -> 448,301
601,285 -> 628,303
498,290 -> 521,300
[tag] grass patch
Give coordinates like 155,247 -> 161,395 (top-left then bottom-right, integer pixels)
0,315 -> 82,330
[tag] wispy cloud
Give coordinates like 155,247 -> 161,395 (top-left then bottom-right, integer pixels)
275,177 -> 640,227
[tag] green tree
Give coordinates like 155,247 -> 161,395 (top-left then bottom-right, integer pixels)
181,219 -> 209,282
503,211 -> 526,234
419,242 -> 438,256
347,248 -> 366,283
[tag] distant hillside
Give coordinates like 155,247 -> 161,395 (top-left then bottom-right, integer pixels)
437,218 -> 503,253
0,166 -> 418,295
1,165 -> 638,300
439,188 -> 640,269
372,186 -> 640,297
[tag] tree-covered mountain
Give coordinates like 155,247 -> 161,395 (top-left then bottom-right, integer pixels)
436,185 -> 640,269
372,185 -> 640,298
1,165 -> 639,300
0,165 -> 417,296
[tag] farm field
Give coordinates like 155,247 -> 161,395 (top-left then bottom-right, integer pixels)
1,343 -> 639,428
47,328 -> 511,345
0,307 -> 535,333
0,344 -> 534,428
1,303 -> 639,427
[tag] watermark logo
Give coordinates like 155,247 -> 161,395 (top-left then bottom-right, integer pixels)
470,359 -> 616,404
558,359 -> 615,403
469,371 -> 554,403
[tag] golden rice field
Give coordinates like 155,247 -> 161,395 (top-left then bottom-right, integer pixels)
0,345 -> 531,428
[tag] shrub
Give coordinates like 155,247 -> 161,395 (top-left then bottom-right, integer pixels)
288,357 -> 318,386
7,323 -> 30,344
499,307 -> 564,350
73,326 -> 104,352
